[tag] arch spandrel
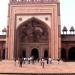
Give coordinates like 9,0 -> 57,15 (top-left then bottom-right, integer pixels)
17,17 -> 49,30
16,15 -> 51,29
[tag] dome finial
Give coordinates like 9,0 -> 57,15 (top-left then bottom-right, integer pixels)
62,26 -> 68,34
69,26 -> 75,34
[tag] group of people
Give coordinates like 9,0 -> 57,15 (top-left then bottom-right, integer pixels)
14,57 -> 56,68
40,58 -> 52,68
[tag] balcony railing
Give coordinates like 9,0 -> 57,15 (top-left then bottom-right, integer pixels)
10,0 -> 57,4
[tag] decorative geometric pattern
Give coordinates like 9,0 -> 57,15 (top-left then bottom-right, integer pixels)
19,17 -> 22,21
17,17 -> 48,43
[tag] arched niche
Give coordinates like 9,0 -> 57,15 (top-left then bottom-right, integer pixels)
15,17 -> 49,58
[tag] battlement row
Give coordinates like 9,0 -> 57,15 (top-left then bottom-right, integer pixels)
10,0 -> 58,4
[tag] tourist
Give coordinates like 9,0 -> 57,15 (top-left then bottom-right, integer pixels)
24,57 -> 26,64
14,58 -> 16,66
28,57 -> 30,64
40,58 -> 42,66
37,58 -> 40,63
47,58 -> 49,64
42,58 -> 44,68
19,58 -> 23,67
57,58 -> 60,64
49,58 -> 52,64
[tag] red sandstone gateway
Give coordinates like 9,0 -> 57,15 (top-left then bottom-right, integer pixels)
0,0 -> 61,61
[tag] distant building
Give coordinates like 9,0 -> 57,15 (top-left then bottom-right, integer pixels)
0,35 -> 6,60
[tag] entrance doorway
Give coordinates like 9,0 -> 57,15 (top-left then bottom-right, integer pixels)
68,47 -> 75,61
31,48 -> 39,60
44,50 -> 48,59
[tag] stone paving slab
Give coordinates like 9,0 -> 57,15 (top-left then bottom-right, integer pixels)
0,60 -> 75,73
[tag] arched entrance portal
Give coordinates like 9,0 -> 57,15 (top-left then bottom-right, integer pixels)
68,47 -> 75,61
16,17 -> 49,59
31,48 -> 39,60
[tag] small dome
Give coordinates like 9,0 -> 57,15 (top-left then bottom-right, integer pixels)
2,27 -> 7,32
62,26 -> 68,32
69,26 -> 75,32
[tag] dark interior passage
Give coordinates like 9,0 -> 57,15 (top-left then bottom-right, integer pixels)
31,48 -> 39,60
44,50 -> 48,59
68,47 -> 75,61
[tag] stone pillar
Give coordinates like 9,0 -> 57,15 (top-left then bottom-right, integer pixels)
42,49 -> 44,58
27,47 -> 31,57
5,48 -> 8,59
48,29 -> 51,58
40,47 -> 43,58
39,47 -> 41,58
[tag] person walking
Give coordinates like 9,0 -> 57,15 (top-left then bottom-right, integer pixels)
57,58 -> 60,64
40,58 -> 42,66
49,58 -> 52,64
14,58 -> 16,66
19,58 -> 23,67
42,58 -> 44,68
24,57 -> 26,64
28,57 -> 30,64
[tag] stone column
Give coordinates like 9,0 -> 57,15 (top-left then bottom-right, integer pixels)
27,47 -> 30,57
39,47 -> 42,59
5,48 -> 8,59
48,29 -> 51,58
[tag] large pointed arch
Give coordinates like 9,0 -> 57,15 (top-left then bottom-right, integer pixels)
15,17 -> 50,59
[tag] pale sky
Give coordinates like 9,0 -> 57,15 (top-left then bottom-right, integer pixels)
0,0 -> 75,33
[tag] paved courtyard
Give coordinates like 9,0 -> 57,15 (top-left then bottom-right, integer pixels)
0,60 -> 75,73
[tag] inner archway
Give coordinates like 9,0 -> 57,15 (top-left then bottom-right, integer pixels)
31,48 -> 39,60
16,17 -> 49,59
68,47 -> 75,61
